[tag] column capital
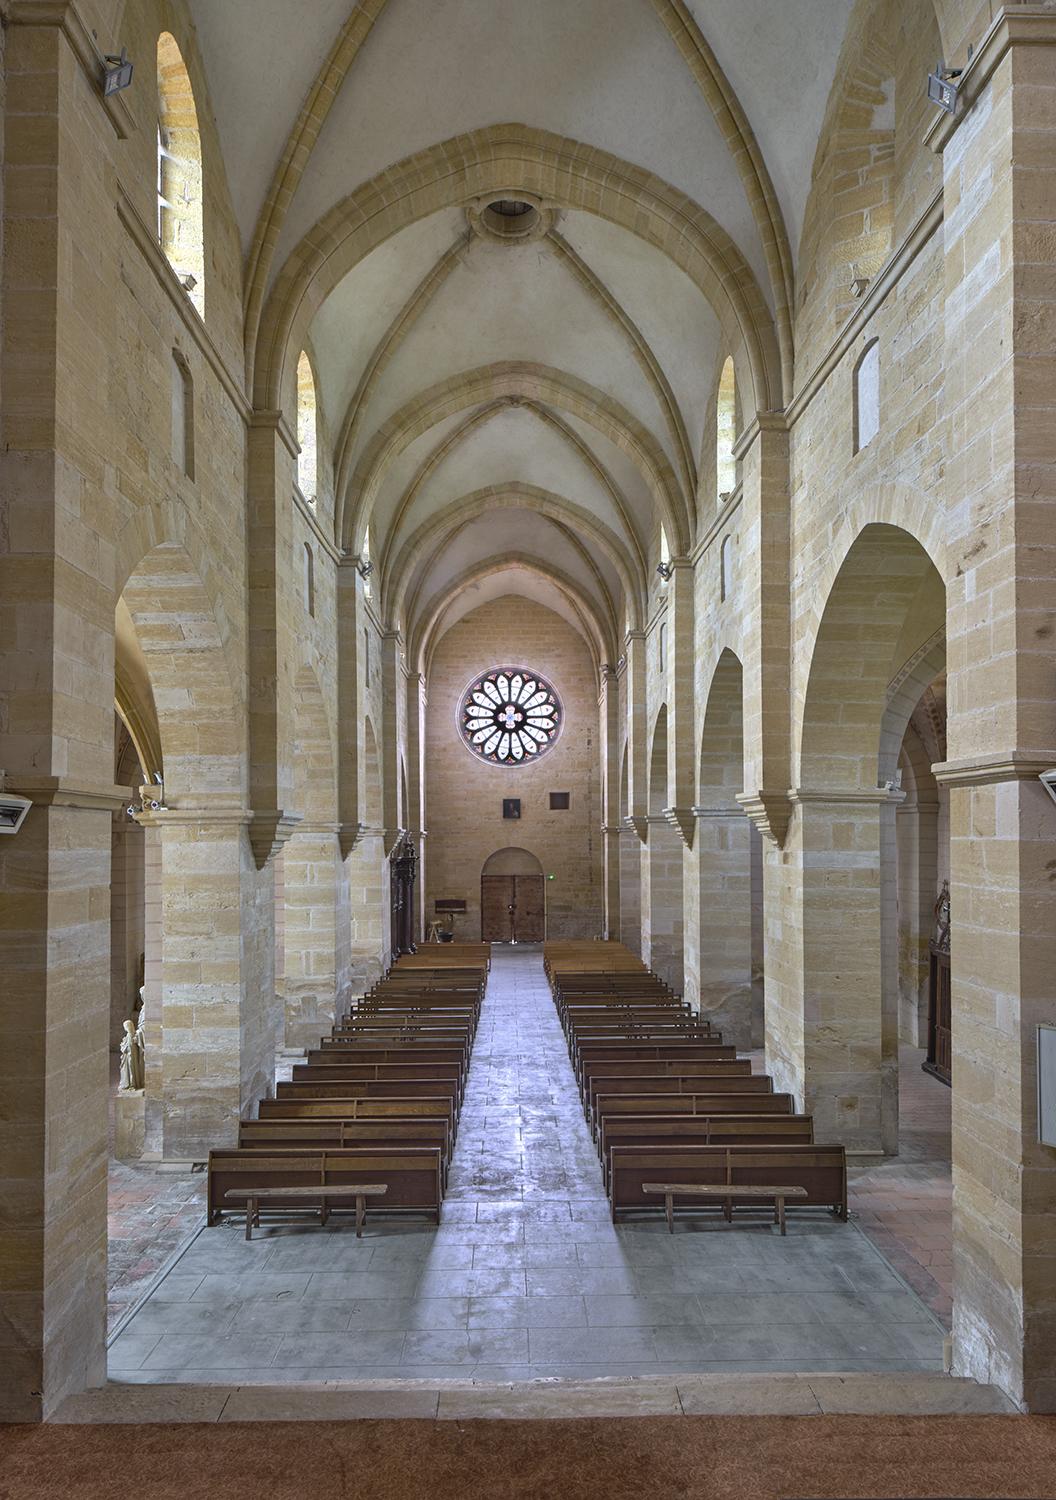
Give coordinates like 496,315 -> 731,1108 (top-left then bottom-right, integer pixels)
622,814 -> 648,844
662,804 -> 696,848
249,407 -> 299,459
337,820 -> 366,859
788,785 -> 907,807
736,788 -> 791,847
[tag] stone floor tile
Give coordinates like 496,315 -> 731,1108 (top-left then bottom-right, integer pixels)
111,948 -> 951,1388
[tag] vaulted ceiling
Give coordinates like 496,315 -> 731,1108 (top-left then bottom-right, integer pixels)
189,0 -> 857,666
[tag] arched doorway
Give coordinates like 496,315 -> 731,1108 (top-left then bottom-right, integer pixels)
481,847 -> 545,942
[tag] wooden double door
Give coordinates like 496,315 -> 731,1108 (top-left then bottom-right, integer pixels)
481,873 -> 545,943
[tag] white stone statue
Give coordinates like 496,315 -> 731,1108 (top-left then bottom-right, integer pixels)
119,1003 -> 145,1092
119,1020 -> 137,1090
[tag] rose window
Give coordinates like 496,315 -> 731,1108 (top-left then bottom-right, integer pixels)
458,667 -> 562,766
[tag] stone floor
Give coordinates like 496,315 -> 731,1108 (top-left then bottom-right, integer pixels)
109,946 -> 946,1383
107,1056 -> 206,1335
850,1047 -> 953,1326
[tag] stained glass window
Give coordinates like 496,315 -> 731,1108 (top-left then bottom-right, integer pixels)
458,667 -> 562,766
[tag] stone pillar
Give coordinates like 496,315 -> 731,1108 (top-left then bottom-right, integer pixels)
783,789 -> 904,1156
282,824 -> 343,1048
642,814 -> 685,993
624,631 -> 648,825
138,809 -> 276,1160
246,412 -> 300,867
930,8 -> 1056,1411
0,10 -> 126,1420
694,807 -> 759,1048
407,672 -> 428,940
598,664 -> 621,937
618,824 -> 643,953
896,792 -> 940,1045
380,629 -> 403,853
664,560 -> 696,841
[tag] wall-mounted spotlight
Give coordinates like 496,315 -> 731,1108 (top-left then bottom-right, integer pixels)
656,561 -> 673,582
102,48 -> 134,96
927,60 -> 962,114
0,771 -> 31,836
1040,769 -> 1056,810
358,558 -> 374,580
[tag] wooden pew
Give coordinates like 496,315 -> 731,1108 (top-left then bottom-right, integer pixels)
573,1042 -> 736,1082
275,1078 -> 461,1109
257,1095 -> 456,1142
590,1074 -> 773,1134
207,1147 -> 444,1228
598,1113 -> 815,1188
608,1144 -> 847,1223
595,1090 -> 794,1138
305,1045 -> 466,1068
582,1060 -> 751,1118
289,1060 -> 465,1103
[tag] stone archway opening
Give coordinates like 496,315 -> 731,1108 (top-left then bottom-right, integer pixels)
795,523 -> 945,1159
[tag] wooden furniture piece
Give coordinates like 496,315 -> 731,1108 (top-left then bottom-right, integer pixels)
608,1144 -> 847,1223
225,1182 -> 387,1239
924,942 -> 952,1085
643,1180 -> 807,1234
207,1147 -> 444,1226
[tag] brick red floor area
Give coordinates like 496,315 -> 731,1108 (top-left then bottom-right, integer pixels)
849,1046 -> 953,1328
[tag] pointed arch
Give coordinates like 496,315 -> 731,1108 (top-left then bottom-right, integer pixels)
253,126 -> 782,454
387,483 -> 644,633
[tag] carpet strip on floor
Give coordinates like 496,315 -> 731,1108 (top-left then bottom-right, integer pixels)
2,1414 -> 1055,1499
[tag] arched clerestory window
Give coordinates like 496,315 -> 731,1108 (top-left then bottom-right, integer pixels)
716,356 -> 737,501
296,350 -> 318,506
157,33 -> 204,316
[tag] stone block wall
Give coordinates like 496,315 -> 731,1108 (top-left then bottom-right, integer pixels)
424,596 -> 602,941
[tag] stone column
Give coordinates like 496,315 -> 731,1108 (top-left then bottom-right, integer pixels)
694,807 -> 759,1048
407,672 -> 428,940
783,788 -> 904,1157
642,814 -> 685,993
0,10 -> 128,1420
618,823 -> 643,953
281,823 -> 343,1049
598,664 -> 621,937
138,809 -> 276,1160
931,8 -> 1056,1410
247,412 -> 300,867
663,560 -> 696,843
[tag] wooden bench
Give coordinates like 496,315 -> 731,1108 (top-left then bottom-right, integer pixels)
239,1116 -> 450,1161
257,1095 -> 457,1143
275,1077 -> 460,1105
590,1075 -> 775,1134
608,1144 -> 848,1223
599,1113 -> 815,1186
226,1182 -> 387,1239
585,1068 -> 750,1116
643,1180 -> 808,1234
207,1147 -> 444,1227
594,1090 -> 794,1136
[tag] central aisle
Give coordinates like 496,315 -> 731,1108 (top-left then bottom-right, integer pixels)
110,946 -> 944,1382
